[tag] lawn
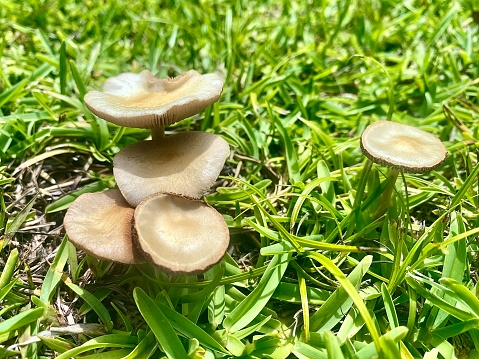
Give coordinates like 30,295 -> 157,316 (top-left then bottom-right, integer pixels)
1,0 -> 479,358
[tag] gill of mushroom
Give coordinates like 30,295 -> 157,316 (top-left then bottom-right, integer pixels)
113,131 -> 230,207
133,192 -> 230,274
83,70 -> 224,141
360,121 -> 447,220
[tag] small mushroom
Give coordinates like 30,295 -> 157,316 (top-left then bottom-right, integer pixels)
360,121 -> 447,218
84,70 -> 224,140
113,131 -> 230,207
64,189 -> 144,264
360,120 -> 447,173
133,193 -> 230,274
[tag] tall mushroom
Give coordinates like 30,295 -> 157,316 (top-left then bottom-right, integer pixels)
360,121 -> 447,219
84,70 -> 224,140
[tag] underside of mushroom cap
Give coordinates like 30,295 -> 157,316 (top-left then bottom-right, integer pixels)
134,193 -> 230,274
113,131 -> 230,207
84,70 -> 224,128
360,121 -> 448,173
64,189 -> 143,264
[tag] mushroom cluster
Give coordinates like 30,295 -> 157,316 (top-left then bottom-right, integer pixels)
64,70 -> 231,274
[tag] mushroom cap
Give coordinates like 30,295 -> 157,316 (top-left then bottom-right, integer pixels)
64,189 -> 143,264
360,121 -> 447,173
84,70 -> 224,128
134,193 -> 230,274
113,131 -> 230,207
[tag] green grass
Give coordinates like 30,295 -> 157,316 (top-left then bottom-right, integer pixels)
1,0 -> 479,358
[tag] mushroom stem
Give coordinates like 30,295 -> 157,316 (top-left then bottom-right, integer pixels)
151,126 -> 165,141
371,169 -> 400,220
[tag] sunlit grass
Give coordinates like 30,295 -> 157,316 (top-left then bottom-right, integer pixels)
1,1 -> 479,358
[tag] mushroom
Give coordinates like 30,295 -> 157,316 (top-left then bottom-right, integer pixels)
84,70 -> 224,140
64,189 -> 144,264
360,121 -> 447,173
113,131 -> 230,207
360,121 -> 447,218
133,192 -> 230,274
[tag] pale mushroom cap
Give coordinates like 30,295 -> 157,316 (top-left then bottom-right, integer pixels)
64,189 -> 142,264
113,131 -> 230,207
360,121 -> 447,173
84,70 -> 224,128
134,193 -> 230,274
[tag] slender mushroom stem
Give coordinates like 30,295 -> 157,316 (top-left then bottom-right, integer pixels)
371,168 -> 400,220
151,126 -> 165,141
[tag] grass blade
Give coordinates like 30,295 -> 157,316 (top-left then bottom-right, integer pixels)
292,342 -> 328,359
0,248 -> 18,289
59,41 -> 67,96
439,278 -> 479,316
272,111 -> 300,183
157,302 -> 229,354
307,253 -> 381,354
63,275 -> 113,331
381,283 -> 399,329
2,194 -> 37,249
40,236 -> 70,302
68,60 -> 87,98
121,331 -> 157,359
309,255 -> 372,332
55,334 -> 137,359
0,307 -> 44,334
223,252 -> 291,332
133,287 -> 189,359
324,331 -> 344,359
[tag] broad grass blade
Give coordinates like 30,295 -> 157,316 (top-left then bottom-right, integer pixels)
223,252 -> 291,333
157,302 -> 229,354
55,334 -> 137,359
133,287 -> 189,359
309,255 -> 372,332
0,307 -> 44,335
40,237 -> 70,302
63,276 -> 113,331
0,248 -> 18,290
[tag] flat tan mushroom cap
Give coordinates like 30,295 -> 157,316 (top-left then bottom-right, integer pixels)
64,189 -> 142,264
113,131 -> 230,207
360,121 -> 447,173
84,70 -> 224,128
134,193 -> 230,274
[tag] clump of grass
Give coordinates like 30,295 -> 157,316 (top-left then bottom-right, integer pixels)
1,1 -> 479,358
